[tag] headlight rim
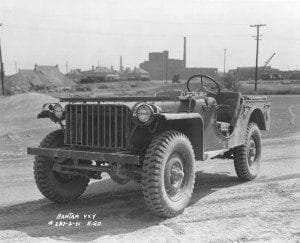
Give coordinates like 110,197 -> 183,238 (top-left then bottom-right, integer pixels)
134,103 -> 154,125
53,103 -> 63,120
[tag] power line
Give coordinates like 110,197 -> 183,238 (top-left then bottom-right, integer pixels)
0,8 -> 251,26
7,24 -> 252,38
250,24 -> 266,91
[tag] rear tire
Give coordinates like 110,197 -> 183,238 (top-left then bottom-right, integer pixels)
233,123 -> 262,181
34,130 -> 89,203
142,131 -> 195,218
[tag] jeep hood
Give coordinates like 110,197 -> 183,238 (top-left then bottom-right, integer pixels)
59,95 -> 194,114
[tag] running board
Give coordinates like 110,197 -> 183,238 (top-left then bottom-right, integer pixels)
204,149 -> 228,160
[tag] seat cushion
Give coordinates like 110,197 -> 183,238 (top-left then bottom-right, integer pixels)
215,91 -> 241,124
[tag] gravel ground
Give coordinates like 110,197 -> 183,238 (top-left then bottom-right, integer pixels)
0,132 -> 299,242
0,93 -> 299,242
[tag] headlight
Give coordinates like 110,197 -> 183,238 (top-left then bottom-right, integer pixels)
136,104 -> 153,124
53,103 -> 63,119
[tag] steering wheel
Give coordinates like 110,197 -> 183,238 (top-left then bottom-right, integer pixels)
186,74 -> 221,95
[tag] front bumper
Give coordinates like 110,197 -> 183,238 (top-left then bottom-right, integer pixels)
27,147 -> 140,165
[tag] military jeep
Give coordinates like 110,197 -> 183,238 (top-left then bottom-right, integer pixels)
28,74 -> 270,217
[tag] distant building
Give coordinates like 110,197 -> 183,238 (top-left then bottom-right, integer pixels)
140,51 -> 174,80
67,69 -> 83,82
139,37 -> 218,80
94,66 -> 112,73
290,72 -> 300,80
167,58 -> 185,79
228,66 -> 280,81
82,65 -> 114,78
181,67 -> 218,79
139,50 -> 217,80
279,70 -> 300,80
67,65 -> 116,83
127,67 -> 150,81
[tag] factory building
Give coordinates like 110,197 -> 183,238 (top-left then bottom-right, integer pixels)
228,66 -> 280,81
139,37 -> 218,80
182,67 -> 218,79
140,51 -> 173,80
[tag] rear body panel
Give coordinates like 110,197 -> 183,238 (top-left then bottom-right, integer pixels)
203,95 -> 270,152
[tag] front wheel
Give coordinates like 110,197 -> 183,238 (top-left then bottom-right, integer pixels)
34,130 -> 89,203
142,131 -> 195,218
233,123 -> 262,181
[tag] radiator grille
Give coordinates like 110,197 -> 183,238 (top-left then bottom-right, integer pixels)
65,104 -> 132,149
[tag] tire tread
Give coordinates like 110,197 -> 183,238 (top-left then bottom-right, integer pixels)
233,123 -> 261,181
34,130 -> 89,203
142,130 -> 195,217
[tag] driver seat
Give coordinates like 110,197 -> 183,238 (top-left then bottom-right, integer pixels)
215,91 -> 242,126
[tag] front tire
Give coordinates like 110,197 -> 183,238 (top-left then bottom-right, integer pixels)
142,131 -> 195,218
34,130 -> 89,203
233,123 -> 262,181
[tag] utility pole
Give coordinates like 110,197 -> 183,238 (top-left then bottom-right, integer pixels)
250,24 -> 266,91
65,61 -> 69,80
183,36 -> 186,68
15,61 -> 18,74
119,56 -> 123,71
66,61 -> 68,74
0,23 -> 4,95
165,52 -> 168,83
223,48 -> 227,77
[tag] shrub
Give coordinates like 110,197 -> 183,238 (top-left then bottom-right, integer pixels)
223,74 -> 241,92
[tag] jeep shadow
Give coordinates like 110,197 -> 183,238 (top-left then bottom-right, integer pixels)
0,171 -> 238,242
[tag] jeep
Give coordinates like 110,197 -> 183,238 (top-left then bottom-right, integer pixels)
28,74 -> 270,217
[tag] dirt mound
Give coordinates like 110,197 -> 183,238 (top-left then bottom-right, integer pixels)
0,93 -> 57,135
6,65 -> 74,94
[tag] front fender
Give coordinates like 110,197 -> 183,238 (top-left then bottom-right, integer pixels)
247,107 -> 270,131
37,110 -> 50,118
159,113 -> 203,120
158,113 -> 204,160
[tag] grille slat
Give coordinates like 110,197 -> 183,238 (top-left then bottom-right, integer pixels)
109,106 -> 111,148
115,107 -> 117,148
80,105 -> 83,145
70,105 -> 73,144
75,106 -> 78,145
121,106 -> 124,147
92,105 -> 94,146
86,105 -> 88,146
97,105 -> 100,147
103,106 -> 106,147
65,104 -> 131,150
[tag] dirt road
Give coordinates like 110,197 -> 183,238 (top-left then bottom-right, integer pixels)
0,130 -> 299,242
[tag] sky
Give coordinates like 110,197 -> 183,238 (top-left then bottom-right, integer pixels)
0,0 -> 299,75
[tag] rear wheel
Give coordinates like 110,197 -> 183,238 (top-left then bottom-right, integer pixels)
34,130 -> 89,203
142,131 -> 195,217
233,123 -> 262,181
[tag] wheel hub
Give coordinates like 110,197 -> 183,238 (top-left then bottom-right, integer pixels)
165,154 -> 186,199
247,138 -> 257,168
170,162 -> 184,189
